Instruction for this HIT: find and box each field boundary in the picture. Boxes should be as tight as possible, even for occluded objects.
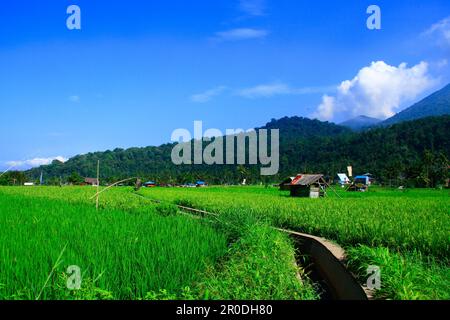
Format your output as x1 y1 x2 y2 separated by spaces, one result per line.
133 192 369 300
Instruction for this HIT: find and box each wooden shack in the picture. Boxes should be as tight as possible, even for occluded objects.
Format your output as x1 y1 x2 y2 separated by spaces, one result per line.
279 176 295 191
280 174 327 198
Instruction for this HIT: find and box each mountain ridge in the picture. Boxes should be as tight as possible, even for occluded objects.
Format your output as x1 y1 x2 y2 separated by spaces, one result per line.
340 115 382 131
22 115 450 187
381 83 450 126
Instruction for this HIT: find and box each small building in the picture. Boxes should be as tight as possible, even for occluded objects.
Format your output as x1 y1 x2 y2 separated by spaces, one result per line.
84 178 99 186
24 182 35 186
347 175 370 192
143 181 157 188
279 177 296 191
196 180 207 187
336 173 350 186
354 175 370 185
363 173 374 185
280 174 327 198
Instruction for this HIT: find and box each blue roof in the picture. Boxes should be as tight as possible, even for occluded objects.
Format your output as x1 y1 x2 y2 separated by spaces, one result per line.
144 181 156 184
196 180 205 184
355 176 369 179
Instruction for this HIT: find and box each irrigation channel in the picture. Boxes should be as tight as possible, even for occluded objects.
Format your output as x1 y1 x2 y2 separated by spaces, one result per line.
132 192 369 300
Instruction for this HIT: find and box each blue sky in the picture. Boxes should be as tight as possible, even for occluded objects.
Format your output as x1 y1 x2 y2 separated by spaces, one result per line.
1 0 449 170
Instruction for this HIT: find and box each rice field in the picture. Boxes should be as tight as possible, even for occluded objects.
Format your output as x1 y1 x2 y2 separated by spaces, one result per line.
138 186 450 257
0 186 317 300
137 185 450 300
0 185 448 300
0 193 228 300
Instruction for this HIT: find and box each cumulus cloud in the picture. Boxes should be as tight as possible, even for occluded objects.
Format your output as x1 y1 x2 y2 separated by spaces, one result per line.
7 156 68 169
239 0 266 16
423 16 450 46
190 86 227 103
214 28 268 41
312 61 438 122
237 83 335 98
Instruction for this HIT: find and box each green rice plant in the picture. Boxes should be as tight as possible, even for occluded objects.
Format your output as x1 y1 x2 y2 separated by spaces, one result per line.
0 194 228 300
138 186 450 258
346 245 450 300
136 185 450 300
195 224 319 300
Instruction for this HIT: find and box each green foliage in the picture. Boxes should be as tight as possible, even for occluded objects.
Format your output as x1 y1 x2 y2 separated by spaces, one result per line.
0 192 228 300
139 186 450 300
0 171 27 186
0 186 317 300
196 224 318 300
67 172 84 185
25 116 450 186
155 202 179 217
140 186 450 258
382 83 450 125
347 245 450 300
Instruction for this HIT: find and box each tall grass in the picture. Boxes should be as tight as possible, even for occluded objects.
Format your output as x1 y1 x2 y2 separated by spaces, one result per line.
0 186 318 300
0 194 228 300
196 224 319 300
137 186 450 300
347 245 450 300
138 186 450 258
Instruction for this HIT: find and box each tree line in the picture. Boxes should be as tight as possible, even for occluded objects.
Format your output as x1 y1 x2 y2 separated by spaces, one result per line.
2 115 447 188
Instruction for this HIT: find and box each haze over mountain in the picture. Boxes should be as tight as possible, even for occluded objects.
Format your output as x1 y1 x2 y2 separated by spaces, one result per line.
381 83 450 126
340 116 382 131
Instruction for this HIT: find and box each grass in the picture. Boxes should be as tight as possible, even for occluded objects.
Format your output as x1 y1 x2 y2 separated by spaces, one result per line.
137 185 450 300
0 193 228 300
347 245 450 300
0 186 318 300
138 186 450 257
196 224 318 300
2 185 448 300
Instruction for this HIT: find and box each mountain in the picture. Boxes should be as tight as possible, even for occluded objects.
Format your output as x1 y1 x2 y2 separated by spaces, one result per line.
381 83 450 126
340 115 382 131
21 115 450 187
261 116 351 138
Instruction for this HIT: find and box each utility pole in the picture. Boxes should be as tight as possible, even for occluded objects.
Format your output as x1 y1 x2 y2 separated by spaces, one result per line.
96 160 100 210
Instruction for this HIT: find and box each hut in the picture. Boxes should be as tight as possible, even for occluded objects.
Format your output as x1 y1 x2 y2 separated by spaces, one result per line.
281 174 327 198
279 176 295 191
196 180 207 187
143 181 157 188
84 178 99 186
347 175 369 192
336 173 350 187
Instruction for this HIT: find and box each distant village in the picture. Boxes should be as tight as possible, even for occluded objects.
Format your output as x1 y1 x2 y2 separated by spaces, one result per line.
16 166 381 199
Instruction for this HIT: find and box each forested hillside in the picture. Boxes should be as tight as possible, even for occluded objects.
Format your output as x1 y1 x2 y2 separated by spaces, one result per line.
12 116 448 187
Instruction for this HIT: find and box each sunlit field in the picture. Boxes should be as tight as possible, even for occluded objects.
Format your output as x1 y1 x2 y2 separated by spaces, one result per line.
138 186 450 300
0 186 317 300
0 186 448 300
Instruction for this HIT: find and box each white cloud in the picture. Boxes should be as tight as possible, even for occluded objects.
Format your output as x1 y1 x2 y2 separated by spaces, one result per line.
315 95 335 121
7 156 68 169
190 86 227 103
239 0 266 16
237 83 335 98
69 95 80 102
423 16 450 46
214 28 268 41
238 83 291 98
312 61 438 121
